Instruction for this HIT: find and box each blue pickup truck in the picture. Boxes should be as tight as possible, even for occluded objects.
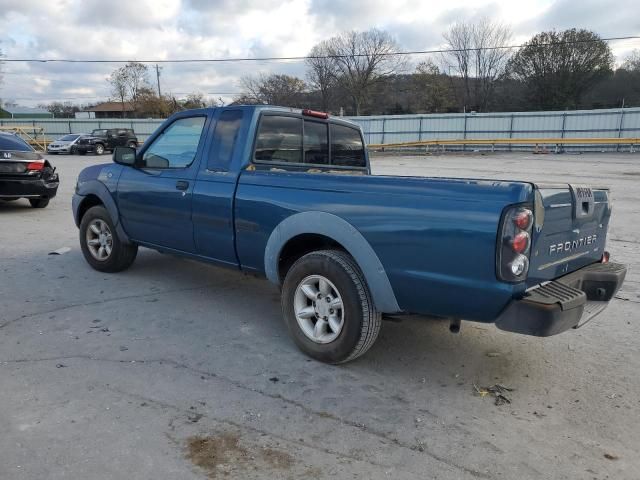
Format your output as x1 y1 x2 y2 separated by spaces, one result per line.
72 106 626 363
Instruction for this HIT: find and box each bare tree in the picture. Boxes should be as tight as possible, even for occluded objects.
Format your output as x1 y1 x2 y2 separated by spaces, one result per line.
443 19 512 111
123 62 150 103
325 29 405 115
622 49 640 72
238 74 307 107
108 68 129 113
0 44 4 93
305 40 338 112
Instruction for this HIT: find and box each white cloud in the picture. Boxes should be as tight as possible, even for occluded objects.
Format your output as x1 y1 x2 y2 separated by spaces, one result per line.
0 0 638 106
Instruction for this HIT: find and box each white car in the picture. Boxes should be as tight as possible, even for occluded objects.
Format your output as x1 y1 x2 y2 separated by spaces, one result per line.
47 134 86 155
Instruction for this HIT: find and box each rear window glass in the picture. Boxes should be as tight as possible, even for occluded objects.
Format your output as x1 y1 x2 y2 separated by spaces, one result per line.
330 124 365 167
304 120 329 165
60 134 80 141
208 110 243 170
254 116 302 164
0 134 33 152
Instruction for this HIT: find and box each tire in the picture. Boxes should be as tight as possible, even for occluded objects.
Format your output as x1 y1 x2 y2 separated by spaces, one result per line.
281 249 382 364
70 146 77 155
29 198 50 208
79 205 138 273
94 143 105 155
127 141 137 148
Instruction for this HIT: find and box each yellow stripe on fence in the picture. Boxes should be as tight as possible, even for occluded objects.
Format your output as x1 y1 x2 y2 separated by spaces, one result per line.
368 137 640 150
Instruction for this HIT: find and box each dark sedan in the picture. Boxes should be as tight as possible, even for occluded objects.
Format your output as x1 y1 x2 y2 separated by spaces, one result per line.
0 132 59 208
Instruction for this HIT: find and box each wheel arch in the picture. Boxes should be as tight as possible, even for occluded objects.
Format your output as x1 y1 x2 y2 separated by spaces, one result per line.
264 211 401 313
74 180 131 244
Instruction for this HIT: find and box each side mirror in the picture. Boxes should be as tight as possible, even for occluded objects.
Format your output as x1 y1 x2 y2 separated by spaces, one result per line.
113 146 137 166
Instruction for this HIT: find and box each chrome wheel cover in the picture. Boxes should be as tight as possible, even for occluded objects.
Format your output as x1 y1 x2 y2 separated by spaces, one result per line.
86 219 113 261
294 275 344 344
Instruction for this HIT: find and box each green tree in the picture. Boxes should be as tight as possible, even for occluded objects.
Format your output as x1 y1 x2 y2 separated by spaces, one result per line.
413 60 455 113
506 29 614 109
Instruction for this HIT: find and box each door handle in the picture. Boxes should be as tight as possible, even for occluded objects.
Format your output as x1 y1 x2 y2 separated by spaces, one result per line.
176 180 189 191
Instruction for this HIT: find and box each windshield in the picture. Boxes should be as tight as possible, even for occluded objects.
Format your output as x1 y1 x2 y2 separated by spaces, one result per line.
0 134 34 152
91 129 107 136
59 134 81 141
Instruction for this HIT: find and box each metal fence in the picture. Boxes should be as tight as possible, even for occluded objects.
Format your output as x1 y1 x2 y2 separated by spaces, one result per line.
346 106 640 152
2 106 640 152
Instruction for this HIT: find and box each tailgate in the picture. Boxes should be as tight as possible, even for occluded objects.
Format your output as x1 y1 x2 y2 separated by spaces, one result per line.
528 184 610 285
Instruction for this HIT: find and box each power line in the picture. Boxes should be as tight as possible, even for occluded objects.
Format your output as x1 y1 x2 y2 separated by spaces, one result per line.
3 35 639 64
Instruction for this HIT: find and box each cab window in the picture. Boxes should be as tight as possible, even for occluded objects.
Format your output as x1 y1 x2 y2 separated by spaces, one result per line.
208 110 243 171
304 120 329 165
254 115 302 164
142 116 206 169
330 124 365 168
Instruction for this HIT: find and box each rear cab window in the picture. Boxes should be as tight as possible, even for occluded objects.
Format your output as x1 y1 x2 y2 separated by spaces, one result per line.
253 113 365 170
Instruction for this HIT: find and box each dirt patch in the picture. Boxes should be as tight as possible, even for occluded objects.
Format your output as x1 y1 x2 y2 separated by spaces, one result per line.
186 432 295 478
261 447 294 469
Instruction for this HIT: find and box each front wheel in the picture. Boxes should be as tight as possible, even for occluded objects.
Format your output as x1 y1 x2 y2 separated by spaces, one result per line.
94 143 105 155
79 205 138 272
281 250 382 364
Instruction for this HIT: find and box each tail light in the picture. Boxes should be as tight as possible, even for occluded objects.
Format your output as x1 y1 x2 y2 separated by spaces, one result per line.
497 205 534 282
26 161 45 171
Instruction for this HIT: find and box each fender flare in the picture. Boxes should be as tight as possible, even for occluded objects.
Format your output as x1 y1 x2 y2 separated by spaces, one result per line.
75 180 131 244
264 211 401 313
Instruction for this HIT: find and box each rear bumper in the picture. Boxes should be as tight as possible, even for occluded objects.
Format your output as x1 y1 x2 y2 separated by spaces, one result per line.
0 176 59 199
495 261 626 336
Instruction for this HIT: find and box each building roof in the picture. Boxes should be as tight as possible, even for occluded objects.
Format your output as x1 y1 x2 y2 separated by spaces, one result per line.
82 102 135 112
1 106 51 115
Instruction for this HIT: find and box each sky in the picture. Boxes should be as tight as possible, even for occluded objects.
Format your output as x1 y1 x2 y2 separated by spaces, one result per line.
1 0 639 107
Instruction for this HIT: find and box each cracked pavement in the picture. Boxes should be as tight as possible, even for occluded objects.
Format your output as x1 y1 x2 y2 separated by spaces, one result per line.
1 152 638 479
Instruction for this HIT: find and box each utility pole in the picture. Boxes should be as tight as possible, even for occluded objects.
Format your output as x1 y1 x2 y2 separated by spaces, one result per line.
155 64 162 98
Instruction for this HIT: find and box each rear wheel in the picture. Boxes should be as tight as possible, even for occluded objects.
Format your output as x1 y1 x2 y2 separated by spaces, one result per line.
127 141 137 148
79 205 137 272
281 249 382 364
29 198 50 208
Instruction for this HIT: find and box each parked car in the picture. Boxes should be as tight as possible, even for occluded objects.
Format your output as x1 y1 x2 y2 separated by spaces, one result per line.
71 106 626 363
76 128 138 155
0 131 59 208
47 133 85 154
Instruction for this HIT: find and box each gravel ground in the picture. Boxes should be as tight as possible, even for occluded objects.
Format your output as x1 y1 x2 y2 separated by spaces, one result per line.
0 151 638 480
